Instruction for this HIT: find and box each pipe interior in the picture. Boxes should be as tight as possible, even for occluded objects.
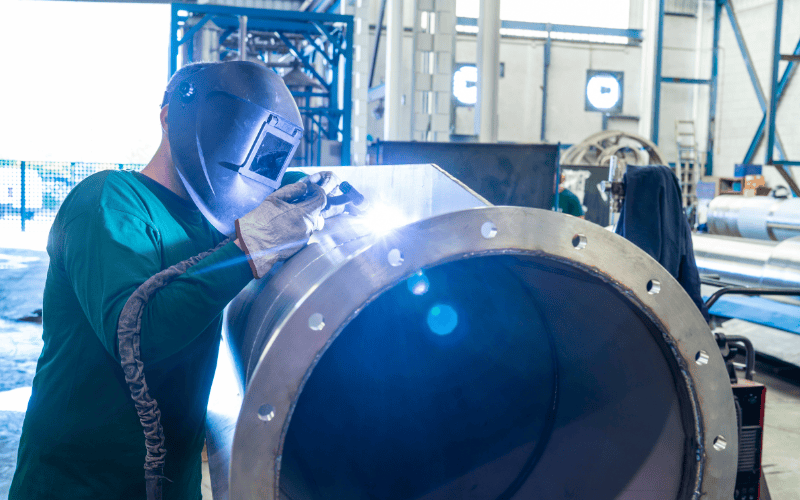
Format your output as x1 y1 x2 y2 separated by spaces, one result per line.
279 255 691 500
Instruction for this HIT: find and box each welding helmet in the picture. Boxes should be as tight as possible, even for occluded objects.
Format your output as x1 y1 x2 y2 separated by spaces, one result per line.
166 61 303 235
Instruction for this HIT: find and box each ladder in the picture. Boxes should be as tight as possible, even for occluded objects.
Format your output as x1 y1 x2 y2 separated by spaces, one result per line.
674 120 699 208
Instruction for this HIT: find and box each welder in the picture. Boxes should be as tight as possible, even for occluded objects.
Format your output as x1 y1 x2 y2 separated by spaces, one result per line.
10 61 338 499
552 172 585 218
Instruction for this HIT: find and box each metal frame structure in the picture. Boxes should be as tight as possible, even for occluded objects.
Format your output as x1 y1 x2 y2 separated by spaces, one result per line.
759 0 800 194
651 0 715 174
653 0 800 179
169 3 353 166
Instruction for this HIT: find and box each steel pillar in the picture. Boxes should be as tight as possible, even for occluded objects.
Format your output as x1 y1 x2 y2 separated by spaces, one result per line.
475 0 500 142
650 0 665 145
384 0 403 141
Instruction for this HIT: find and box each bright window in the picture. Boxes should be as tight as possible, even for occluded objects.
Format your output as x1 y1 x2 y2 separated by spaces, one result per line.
0 1 171 163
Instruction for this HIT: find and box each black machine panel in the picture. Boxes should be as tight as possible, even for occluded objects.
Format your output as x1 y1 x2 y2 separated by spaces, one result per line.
732 380 767 500
368 142 560 211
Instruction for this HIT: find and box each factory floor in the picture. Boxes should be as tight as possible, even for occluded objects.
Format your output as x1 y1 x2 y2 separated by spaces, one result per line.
1 240 799 499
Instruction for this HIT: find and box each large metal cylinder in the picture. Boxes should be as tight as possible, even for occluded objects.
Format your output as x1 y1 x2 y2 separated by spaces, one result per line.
707 195 800 241
210 165 737 500
694 233 800 289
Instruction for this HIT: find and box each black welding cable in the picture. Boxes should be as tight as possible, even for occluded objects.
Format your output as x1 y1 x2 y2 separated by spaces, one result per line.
117 238 230 500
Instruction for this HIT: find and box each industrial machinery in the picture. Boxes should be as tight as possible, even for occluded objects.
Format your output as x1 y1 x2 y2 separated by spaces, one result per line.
706 194 800 241
561 131 669 226
561 130 667 170
205 164 738 499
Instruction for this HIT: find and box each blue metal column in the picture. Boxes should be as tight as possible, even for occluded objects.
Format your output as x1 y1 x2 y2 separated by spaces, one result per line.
341 17 353 165
20 161 26 232
541 28 551 142
743 37 800 164
169 4 181 77
706 0 722 175
651 0 666 144
766 0 783 165
723 0 785 161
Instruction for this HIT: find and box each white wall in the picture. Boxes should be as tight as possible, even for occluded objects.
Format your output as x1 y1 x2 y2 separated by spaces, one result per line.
700 0 800 188
368 32 644 147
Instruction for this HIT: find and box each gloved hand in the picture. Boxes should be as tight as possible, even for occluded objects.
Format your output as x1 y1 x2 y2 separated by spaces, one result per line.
235 181 326 279
302 171 346 219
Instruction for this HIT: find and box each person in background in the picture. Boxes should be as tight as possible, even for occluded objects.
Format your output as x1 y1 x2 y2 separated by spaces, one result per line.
552 172 585 218
10 61 339 500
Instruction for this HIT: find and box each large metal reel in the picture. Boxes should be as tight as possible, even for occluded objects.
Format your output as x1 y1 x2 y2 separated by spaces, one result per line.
223 204 737 500
562 130 667 168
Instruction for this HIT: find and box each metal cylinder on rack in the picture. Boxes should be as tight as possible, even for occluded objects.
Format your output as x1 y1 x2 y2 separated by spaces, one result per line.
207 165 737 500
706 195 800 241
693 233 800 289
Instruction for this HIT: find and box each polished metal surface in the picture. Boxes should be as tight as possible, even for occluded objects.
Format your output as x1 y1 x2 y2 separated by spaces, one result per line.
707 195 800 241
209 164 737 500
693 233 800 289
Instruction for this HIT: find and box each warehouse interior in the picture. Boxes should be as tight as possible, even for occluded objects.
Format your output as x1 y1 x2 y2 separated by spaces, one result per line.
1 0 800 499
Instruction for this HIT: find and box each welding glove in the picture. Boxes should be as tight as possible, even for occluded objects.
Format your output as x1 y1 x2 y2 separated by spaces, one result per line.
235 181 326 279
302 171 347 219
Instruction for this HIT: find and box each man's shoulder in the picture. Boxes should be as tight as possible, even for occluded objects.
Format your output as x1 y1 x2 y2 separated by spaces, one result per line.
58 170 152 226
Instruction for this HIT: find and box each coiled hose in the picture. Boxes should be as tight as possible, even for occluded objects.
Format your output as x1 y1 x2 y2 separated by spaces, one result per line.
117 238 230 500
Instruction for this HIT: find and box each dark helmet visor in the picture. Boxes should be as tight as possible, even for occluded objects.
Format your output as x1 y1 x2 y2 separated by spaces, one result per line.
197 91 301 189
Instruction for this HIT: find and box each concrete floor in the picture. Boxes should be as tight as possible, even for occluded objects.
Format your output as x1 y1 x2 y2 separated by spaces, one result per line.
1 243 799 499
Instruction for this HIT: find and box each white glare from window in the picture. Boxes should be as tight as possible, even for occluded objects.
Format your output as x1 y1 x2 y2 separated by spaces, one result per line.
586 75 621 110
453 66 478 105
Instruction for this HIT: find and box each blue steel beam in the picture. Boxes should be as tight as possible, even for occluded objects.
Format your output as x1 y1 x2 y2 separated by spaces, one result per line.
340 17 353 164
766 0 783 165
723 0 787 161
651 0 665 144
456 17 643 41
276 32 331 91
170 4 181 76
661 77 711 84
172 2 351 24
743 37 800 164
723 1 766 110
707 0 722 175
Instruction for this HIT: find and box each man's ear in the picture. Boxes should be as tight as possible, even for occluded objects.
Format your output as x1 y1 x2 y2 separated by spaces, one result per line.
160 105 169 135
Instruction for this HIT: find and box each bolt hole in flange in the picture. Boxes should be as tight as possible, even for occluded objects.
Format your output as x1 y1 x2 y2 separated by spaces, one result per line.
481 222 498 239
257 403 275 422
647 279 661 295
713 435 727 451
308 313 325 331
572 234 587 250
388 249 404 267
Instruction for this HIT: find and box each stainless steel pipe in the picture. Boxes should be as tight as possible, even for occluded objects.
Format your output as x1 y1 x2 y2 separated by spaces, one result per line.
693 233 800 288
209 165 737 500
707 195 800 241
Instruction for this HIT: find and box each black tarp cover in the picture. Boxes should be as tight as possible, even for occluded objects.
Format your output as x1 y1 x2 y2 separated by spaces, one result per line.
615 165 710 321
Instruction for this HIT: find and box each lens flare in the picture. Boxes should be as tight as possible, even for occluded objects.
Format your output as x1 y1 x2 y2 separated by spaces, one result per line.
407 271 430 296
427 304 458 336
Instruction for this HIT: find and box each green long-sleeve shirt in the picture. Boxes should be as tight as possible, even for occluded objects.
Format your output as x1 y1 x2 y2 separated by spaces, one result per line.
10 170 253 499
